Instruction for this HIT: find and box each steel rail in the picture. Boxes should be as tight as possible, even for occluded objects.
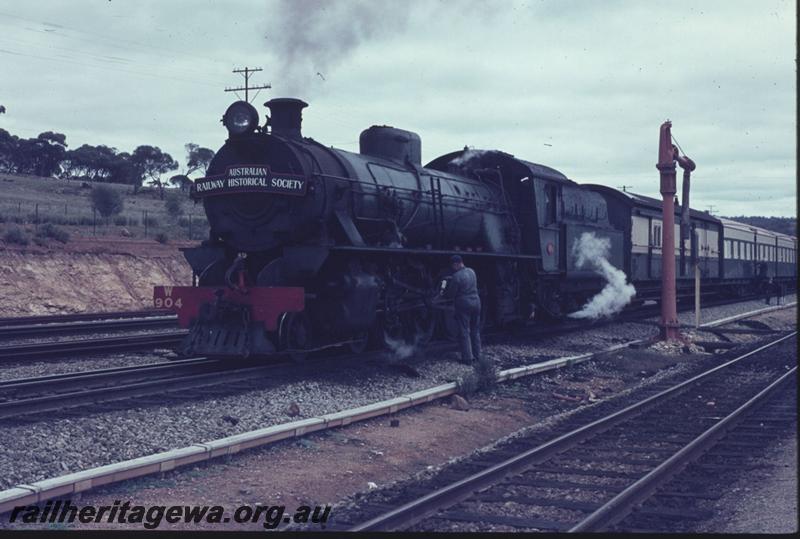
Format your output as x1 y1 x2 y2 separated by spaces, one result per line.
0 357 214 395
569 365 797 532
0 315 177 338
0 331 187 362
0 339 430 420
0 362 270 420
699 301 796 328
0 310 171 327
348 331 797 531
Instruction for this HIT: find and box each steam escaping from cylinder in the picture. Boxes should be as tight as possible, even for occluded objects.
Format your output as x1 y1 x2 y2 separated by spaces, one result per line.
382 319 432 361
383 332 420 361
568 232 636 320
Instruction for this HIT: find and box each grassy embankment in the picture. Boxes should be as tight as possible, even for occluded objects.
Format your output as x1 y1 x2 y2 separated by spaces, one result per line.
0 173 208 245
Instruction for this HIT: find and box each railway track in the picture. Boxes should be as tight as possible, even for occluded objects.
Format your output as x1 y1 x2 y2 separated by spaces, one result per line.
608 381 797 533
0 356 270 421
499 294 791 347
0 300 790 419
0 295 789 366
338 332 796 532
0 314 177 339
0 331 187 363
0 339 436 421
0 309 173 328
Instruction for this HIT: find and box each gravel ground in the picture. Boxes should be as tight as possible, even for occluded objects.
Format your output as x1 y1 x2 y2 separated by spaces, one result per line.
489 295 795 370
0 349 175 381
0 358 473 489
693 427 797 533
0 298 793 492
677 294 795 326
488 322 654 369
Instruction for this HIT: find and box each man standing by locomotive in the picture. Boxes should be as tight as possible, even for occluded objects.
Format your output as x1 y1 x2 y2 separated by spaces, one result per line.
444 255 482 363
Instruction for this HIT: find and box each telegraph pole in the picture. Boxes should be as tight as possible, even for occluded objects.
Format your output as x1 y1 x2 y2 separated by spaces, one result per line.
225 67 271 103
618 185 633 193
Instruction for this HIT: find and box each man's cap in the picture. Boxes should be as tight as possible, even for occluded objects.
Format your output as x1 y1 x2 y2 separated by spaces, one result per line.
450 254 463 264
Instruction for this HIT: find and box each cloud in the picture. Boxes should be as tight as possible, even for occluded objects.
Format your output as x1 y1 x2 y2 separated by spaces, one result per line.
0 0 794 217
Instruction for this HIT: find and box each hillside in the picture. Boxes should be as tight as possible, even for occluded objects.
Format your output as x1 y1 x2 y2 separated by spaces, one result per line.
0 238 192 316
0 172 207 244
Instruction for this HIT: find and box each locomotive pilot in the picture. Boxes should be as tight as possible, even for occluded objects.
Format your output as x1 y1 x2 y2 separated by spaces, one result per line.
443 255 482 364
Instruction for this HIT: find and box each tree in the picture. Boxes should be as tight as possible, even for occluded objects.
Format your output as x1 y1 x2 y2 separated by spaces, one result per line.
62 144 118 181
169 174 193 193
164 190 185 219
31 132 67 177
724 216 796 237
108 152 139 186
90 184 124 222
0 130 67 177
0 128 16 172
8 137 37 174
130 145 178 198
185 143 215 176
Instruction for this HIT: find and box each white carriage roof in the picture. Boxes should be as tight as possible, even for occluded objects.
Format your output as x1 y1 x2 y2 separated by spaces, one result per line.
718 217 796 243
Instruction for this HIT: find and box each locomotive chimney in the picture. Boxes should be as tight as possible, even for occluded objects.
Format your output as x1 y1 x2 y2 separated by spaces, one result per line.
265 98 308 139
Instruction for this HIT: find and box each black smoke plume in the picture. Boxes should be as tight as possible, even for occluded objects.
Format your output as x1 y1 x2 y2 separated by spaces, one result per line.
266 0 414 95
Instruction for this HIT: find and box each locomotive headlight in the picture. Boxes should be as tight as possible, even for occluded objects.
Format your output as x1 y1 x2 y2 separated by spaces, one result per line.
222 101 259 136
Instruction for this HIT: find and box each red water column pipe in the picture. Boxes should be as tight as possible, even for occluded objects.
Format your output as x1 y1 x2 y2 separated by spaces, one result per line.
657 121 680 340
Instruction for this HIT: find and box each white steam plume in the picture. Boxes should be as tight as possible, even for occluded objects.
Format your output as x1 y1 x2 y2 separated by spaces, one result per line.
449 149 487 167
383 331 425 361
568 232 636 320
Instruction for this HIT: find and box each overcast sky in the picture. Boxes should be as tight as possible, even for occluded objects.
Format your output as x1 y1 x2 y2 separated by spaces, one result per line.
0 0 795 217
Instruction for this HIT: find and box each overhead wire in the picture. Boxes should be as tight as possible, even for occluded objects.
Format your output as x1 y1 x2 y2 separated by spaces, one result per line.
0 14 238 87
0 11 234 69
0 44 223 88
0 34 231 87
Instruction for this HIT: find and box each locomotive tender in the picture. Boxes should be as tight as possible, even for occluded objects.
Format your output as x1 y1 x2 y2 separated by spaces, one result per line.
154 98 796 358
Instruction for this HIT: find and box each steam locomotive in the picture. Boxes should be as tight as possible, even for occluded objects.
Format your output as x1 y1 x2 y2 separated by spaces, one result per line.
154 98 796 358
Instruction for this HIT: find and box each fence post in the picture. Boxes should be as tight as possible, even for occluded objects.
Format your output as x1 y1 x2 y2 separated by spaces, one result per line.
188 214 192 240
34 203 38 233
93 208 96 236
694 263 701 328
144 210 148 238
